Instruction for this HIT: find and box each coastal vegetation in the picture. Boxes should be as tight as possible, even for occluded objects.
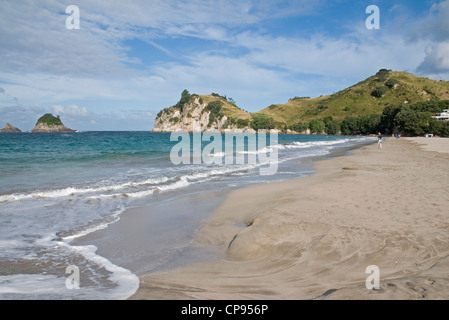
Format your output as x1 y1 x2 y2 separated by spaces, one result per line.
36 113 63 126
250 113 275 130
205 100 224 127
283 100 449 137
153 70 449 136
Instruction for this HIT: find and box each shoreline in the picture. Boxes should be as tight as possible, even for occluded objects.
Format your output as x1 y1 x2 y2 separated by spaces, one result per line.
130 137 449 300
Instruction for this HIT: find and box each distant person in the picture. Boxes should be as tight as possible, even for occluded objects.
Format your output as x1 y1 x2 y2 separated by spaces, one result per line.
377 133 383 149
396 133 400 139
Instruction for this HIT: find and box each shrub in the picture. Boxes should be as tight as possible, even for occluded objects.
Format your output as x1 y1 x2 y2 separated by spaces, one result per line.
206 100 224 127
371 85 388 98
394 106 431 136
251 114 275 130
340 117 360 135
376 69 391 81
308 119 325 134
385 78 398 88
236 118 249 128
211 93 226 100
324 118 341 135
289 122 308 132
176 89 191 112
380 104 401 134
357 115 381 135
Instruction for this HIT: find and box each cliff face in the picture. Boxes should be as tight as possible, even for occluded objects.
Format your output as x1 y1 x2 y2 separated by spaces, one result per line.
31 114 76 133
153 94 254 133
31 123 76 132
0 123 22 132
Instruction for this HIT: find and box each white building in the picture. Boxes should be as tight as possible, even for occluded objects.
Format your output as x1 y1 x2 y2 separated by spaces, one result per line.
432 109 449 121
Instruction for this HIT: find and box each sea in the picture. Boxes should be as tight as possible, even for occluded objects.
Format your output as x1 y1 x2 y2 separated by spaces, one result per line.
0 131 375 299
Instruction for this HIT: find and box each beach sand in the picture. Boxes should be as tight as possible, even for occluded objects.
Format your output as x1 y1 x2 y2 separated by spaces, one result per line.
130 137 449 300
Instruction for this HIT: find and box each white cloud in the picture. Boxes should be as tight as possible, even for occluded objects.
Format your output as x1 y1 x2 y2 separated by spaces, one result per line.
407 0 449 76
0 7 142 79
417 41 449 74
1 0 448 130
50 105 88 117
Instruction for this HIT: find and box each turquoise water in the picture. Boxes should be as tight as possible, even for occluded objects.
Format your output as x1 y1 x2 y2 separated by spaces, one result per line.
0 131 375 299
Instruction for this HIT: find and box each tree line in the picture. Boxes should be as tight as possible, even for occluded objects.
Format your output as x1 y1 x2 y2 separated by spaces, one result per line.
284 99 449 137
160 90 449 137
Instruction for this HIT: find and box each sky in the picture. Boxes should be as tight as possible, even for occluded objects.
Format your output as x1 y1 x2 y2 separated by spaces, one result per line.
1 0 449 131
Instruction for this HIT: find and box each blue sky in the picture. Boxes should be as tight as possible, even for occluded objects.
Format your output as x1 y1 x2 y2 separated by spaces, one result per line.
1 0 449 131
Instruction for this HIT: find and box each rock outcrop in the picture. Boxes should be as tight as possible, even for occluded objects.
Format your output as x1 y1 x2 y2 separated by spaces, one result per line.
153 92 254 133
31 114 76 133
0 123 22 132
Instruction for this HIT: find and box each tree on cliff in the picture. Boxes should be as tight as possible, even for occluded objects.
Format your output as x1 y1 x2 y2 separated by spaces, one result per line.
176 89 191 112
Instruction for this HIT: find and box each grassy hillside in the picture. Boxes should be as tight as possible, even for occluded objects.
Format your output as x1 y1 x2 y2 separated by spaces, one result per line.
257 70 449 127
198 93 252 121
154 71 449 135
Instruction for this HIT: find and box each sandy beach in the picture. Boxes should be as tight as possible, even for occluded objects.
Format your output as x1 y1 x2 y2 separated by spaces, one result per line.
130 137 449 300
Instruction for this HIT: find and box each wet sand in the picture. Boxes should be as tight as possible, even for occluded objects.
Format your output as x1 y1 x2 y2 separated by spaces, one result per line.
130 137 449 300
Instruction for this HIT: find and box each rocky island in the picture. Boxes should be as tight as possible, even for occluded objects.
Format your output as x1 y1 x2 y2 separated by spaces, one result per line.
0 123 22 132
31 114 76 133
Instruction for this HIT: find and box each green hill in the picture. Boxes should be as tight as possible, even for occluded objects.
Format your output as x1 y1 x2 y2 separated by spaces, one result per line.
257 70 449 127
198 93 252 122
153 70 449 136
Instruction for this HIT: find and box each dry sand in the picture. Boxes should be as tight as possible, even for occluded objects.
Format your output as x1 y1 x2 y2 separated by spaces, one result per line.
130 137 449 300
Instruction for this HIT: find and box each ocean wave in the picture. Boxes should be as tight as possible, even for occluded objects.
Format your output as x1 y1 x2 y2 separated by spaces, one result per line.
0 177 171 203
285 138 350 149
237 144 284 155
0 136 372 204
86 166 257 200
61 215 122 242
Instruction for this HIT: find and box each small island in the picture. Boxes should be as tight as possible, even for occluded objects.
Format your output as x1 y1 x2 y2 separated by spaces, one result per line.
0 123 22 132
31 114 76 133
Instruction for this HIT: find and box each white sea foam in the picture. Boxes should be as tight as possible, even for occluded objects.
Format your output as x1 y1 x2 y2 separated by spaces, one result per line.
285 138 351 149
0 274 67 296
58 242 140 300
0 177 171 203
209 151 225 157
61 215 121 242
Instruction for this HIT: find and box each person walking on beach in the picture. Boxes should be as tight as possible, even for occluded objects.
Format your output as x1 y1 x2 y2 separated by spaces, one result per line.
377 133 383 149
